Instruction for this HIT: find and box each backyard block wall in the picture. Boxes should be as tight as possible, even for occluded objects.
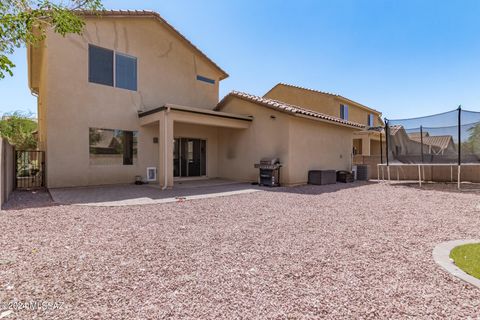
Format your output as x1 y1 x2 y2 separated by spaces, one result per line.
0 138 14 208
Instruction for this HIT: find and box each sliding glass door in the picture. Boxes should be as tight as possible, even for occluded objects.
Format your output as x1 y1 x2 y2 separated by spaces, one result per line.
173 138 206 177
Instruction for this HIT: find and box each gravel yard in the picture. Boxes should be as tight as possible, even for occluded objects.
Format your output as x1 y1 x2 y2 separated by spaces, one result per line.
1 182 480 319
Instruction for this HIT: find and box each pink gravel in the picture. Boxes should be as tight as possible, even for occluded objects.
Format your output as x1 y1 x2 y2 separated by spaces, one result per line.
1 182 480 319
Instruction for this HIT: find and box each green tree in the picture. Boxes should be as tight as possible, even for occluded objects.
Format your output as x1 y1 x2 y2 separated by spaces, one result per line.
0 0 103 79
464 123 480 155
0 111 38 149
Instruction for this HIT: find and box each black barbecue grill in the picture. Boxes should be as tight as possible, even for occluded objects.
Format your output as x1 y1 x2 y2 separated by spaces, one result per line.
254 157 281 187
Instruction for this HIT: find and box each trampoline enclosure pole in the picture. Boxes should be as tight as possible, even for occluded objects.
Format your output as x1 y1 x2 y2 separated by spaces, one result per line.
458 106 461 189
380 131 383 164
420 125 424 163
458 106 461 166
385 119 389 167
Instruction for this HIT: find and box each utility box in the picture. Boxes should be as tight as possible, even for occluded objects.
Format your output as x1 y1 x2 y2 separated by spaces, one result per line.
336 170 354 183
356 165 369 181
308 170 336 185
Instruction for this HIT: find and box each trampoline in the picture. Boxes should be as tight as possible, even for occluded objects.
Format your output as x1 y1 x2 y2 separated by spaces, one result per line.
379 107 480 189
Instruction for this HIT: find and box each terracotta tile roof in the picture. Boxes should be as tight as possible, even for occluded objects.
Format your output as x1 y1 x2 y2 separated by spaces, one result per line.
266 83 382 115
409 135 454 150
407 132 429 139
388 125 404 135
78 10 228 80
217 91 365 129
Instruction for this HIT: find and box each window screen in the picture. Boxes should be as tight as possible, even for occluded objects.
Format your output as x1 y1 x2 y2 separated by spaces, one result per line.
88 45 114 86
115 53 137 91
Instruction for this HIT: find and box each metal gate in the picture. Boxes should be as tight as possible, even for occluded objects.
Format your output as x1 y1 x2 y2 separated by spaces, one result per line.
15 150 45 189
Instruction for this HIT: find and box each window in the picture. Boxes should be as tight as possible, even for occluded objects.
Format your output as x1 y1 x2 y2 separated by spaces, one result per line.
116 53 137 91
368 114 375 126
340 104 349 120
196 75 215 84
89 128 138 165
89 45 114 86
88 44 137 91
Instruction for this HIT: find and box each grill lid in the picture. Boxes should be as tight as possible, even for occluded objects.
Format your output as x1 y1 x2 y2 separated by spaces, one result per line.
255 157 281 169
259 157 280 165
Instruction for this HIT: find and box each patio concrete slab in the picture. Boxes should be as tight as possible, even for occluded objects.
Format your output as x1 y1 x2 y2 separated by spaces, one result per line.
49 180 262 206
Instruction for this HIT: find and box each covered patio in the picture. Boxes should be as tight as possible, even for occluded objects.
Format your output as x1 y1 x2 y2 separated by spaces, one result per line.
138 104 252 188
49 179 261 206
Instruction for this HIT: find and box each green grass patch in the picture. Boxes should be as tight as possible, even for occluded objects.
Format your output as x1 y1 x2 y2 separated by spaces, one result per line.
450 243 480 279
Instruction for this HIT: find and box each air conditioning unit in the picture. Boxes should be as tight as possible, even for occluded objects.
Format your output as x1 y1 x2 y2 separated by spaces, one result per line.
146 167 157 182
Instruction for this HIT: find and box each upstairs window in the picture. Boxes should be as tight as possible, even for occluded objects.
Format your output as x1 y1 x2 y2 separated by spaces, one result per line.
88 44 137 91
89 45 114 86
368 113 375 126
340 104 349 120
196 75 215 84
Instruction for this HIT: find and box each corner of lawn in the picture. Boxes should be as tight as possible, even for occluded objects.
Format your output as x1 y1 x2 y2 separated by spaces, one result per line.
450 243 480 279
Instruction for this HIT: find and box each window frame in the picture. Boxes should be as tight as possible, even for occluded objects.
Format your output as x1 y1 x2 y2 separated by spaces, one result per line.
115 52 138 91
368 113 375 126
89 127 138 166
88 44 138 91
196 75 215 85
88 44 114 87
340 104 349 120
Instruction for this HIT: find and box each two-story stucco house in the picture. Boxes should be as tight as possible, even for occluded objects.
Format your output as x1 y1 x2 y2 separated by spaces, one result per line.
27 10 367 188
264 83 385 157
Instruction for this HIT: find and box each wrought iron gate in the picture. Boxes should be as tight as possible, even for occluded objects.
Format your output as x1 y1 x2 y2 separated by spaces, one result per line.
15 150 45 189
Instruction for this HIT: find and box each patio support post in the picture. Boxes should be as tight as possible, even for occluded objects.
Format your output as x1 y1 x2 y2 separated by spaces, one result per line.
158 111 174 189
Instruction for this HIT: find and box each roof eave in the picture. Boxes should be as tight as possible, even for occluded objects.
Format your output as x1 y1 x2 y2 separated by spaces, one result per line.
78 10 229 80
217 92 365 130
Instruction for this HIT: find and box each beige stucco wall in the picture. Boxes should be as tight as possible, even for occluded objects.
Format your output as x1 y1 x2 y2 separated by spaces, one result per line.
288 116 354 185
37 16 224 187
217 99 292 184
264 85 382 127
217 98 357 185
0 138 14 208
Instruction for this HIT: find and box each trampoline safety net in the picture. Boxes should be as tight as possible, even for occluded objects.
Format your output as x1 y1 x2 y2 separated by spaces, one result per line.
386 108 480 164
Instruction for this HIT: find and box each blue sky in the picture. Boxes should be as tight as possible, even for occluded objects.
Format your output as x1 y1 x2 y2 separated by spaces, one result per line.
2 0 480 119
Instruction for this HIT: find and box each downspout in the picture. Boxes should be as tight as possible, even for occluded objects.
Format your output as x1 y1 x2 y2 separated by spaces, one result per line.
162 106 171 190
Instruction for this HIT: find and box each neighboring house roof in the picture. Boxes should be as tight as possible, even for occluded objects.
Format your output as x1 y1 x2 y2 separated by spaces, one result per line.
408 132 429 139
409 135 454 151
388 125 404 135
91 129 117 148
78 10 228 80
265 83 382 116
216 91 365 129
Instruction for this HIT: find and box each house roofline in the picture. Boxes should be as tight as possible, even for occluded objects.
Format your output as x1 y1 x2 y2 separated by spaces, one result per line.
217 91 366 130
78 10 229 80
265 83 382 116
138 104 253 122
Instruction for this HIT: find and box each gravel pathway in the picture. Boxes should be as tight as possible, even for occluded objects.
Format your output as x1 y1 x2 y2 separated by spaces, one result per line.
1 183 480 319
